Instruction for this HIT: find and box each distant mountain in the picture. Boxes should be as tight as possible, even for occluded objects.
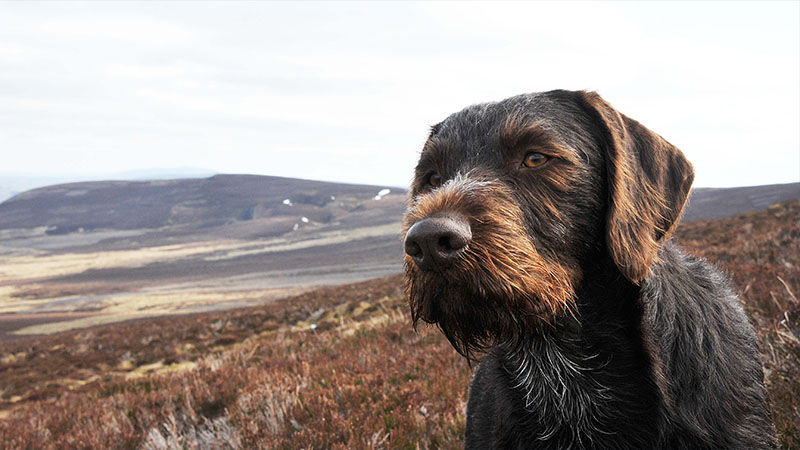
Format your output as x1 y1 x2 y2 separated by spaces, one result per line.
0 174 404 240
0 174 407 329
684 182 800 222
0 175 80 205
0 168 217 203
0 175 402 234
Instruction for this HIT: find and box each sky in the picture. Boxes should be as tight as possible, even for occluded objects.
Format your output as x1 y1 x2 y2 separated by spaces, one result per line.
1 1 798 189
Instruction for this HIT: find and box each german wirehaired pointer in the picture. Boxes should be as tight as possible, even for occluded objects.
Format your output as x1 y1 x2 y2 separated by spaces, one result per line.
402 90 777 449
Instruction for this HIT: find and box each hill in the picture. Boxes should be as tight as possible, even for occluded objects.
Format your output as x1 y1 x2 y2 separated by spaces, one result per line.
0 175 406 339
0 200 797 449
0 169 216 204
684 182 800 222
0 174 404 243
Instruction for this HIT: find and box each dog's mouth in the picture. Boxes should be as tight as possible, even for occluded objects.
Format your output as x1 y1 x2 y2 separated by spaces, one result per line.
402 234 576 358
402 246 567 315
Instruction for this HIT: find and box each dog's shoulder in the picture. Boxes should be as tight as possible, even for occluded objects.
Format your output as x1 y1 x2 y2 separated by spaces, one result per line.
642 240 755 351
640 241 777 449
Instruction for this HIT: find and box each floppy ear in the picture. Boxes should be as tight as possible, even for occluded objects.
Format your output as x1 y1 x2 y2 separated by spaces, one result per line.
578 91 694 283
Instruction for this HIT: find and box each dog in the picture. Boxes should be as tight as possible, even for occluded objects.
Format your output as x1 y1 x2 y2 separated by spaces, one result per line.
402 90 777 449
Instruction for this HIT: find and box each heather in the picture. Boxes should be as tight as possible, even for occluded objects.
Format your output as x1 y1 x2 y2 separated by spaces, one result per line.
1 201 798 449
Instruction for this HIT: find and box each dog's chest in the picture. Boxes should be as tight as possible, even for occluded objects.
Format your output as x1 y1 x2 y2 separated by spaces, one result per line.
466 336 661 450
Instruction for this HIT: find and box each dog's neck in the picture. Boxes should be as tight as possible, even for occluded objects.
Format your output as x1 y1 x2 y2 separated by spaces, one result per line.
499 258 657 445
501 319 612 411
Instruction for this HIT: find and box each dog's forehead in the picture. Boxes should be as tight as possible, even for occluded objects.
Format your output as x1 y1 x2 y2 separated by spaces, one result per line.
437 94 547 138
429 91 593 165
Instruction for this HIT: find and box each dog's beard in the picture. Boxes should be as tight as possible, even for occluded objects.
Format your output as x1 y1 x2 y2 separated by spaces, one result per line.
404 263 511 359
403 236 576 360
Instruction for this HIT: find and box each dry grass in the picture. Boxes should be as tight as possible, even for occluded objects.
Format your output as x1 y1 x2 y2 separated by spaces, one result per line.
0 241 240 282
9 288 306 336
0 222 401 285
0 221 402 334
0 201 797 449
0 276 470 449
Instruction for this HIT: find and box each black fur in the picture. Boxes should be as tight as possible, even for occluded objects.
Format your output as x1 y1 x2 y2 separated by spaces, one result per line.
403 90 777 449
464 243 775 449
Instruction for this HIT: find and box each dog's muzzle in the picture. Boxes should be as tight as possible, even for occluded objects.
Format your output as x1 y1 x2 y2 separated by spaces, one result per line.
404 215 471 271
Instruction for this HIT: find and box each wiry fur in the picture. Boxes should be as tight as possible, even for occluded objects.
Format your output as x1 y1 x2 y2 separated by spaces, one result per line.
403 90 777 449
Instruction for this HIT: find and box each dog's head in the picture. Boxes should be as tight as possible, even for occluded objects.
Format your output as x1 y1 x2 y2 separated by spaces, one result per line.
403 90 694 358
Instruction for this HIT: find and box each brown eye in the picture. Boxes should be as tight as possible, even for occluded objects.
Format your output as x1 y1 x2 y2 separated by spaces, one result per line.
428 173 442 188
523 152 549 168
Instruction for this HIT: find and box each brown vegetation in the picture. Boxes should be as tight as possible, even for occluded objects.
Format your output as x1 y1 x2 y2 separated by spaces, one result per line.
0 201 797 449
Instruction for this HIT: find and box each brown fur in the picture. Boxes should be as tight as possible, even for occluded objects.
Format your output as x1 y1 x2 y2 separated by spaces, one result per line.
578 92 694 283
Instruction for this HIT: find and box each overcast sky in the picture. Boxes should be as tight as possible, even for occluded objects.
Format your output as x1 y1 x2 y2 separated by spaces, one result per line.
1 1 798 188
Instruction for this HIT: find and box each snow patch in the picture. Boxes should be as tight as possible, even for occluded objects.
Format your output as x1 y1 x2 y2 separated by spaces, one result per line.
373 188 392 201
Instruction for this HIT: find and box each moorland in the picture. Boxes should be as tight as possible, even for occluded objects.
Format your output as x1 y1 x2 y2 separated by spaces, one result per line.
0 175 406 340
0 191 797 448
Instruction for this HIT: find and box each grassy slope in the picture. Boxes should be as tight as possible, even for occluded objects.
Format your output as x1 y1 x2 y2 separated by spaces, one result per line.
0 201 798 449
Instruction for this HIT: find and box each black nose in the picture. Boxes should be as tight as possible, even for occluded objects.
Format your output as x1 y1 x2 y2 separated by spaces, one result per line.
404 216 471 271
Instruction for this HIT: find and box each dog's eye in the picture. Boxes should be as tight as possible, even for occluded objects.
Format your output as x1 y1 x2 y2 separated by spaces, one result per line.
523 152 549 168
427 173 442 188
